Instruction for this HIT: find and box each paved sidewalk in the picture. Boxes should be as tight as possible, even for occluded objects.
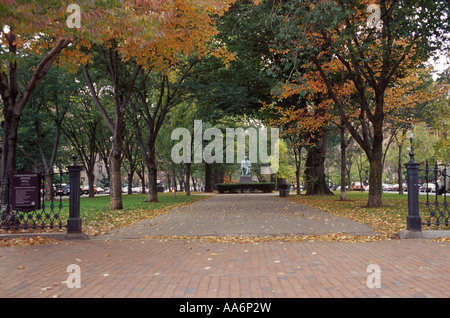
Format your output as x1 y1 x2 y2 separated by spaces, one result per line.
100 193 377 239
0 239 449 298
0 194 449 299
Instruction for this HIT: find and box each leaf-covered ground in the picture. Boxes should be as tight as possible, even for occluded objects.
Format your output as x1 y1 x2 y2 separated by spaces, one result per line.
287 191 450 242
1 191 449 246
0 193 209 247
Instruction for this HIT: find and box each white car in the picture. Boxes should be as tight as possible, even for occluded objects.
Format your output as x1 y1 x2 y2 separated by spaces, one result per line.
420 183 436 193
132 187 142 194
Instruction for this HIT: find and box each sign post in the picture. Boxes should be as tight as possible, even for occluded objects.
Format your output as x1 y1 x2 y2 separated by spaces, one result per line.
11 172 41 213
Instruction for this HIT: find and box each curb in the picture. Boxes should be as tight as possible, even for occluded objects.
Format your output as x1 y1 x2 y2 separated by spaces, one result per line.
0 232 89 240
398 230 450 239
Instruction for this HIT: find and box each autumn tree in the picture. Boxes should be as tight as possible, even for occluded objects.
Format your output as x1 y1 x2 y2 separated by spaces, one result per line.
82 43 142 209
1 1 72 206
126 0 234 202
270 0 449 207
0 0 133 214
78 1 174 209
383 65 447 193
262 45 351 195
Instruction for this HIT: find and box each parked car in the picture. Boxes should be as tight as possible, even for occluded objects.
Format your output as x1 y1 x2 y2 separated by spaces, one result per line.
132 187 142 194
420 183 436 193
55 185 64 196
82 185 98 195
60 185 83 196
61 185 71 196
351 182 365 191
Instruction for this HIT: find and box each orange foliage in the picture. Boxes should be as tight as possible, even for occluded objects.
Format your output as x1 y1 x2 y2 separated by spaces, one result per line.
1 0 235 72
384 65 448 127
264 55 354 147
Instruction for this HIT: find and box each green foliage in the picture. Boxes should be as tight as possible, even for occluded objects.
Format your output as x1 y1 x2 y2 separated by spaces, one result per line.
186 0 278 122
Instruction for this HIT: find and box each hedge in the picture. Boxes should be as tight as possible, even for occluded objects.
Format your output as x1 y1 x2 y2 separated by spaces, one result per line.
214 182 275 193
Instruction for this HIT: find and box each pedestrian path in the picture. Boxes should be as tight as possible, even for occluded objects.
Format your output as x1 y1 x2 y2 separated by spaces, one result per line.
0 193 449 299
98 193 377 240
0 238 449 298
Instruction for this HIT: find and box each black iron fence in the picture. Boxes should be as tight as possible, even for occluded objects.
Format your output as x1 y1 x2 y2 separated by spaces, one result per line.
420 161 449 227
0 156 82 234
405 153 449 231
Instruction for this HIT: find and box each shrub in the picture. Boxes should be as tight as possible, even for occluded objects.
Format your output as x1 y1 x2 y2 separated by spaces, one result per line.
214 182 275 193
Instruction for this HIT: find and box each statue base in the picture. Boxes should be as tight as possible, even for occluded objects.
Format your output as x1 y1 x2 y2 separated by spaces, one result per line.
239 175 252 183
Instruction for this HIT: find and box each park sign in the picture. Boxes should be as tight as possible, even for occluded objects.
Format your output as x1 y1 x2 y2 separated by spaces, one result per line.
11 172 41 213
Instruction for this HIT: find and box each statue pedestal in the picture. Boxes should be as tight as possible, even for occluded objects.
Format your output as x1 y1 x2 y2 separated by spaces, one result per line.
239 175 252 183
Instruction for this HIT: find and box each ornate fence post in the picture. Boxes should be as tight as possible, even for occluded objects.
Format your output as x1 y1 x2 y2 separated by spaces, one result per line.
405 132 421 231
67 155 82 234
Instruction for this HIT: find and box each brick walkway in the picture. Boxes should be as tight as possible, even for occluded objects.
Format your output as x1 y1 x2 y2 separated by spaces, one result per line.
0 239 449 299
0 194 449 299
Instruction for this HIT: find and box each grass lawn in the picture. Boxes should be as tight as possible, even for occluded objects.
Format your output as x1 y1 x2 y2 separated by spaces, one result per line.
288 191 449 241
2 192 211 238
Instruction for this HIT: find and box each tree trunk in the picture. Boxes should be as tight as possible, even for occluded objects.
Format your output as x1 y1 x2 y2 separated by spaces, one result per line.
204 163 213 192
140 175 146 194
109 148 123 210
295 169 301 195
127 172 133 195
398 142 404 195
293 145 302 195
305 130 333 195
368 159 383 207
213 164 225 185
185 162 191 196
147 146 158 202
44 170 54 202
177 176 184 192
0 116 18 224
366 134 383 207
0 113 19 205
340 123 346 200
88 170 95 198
